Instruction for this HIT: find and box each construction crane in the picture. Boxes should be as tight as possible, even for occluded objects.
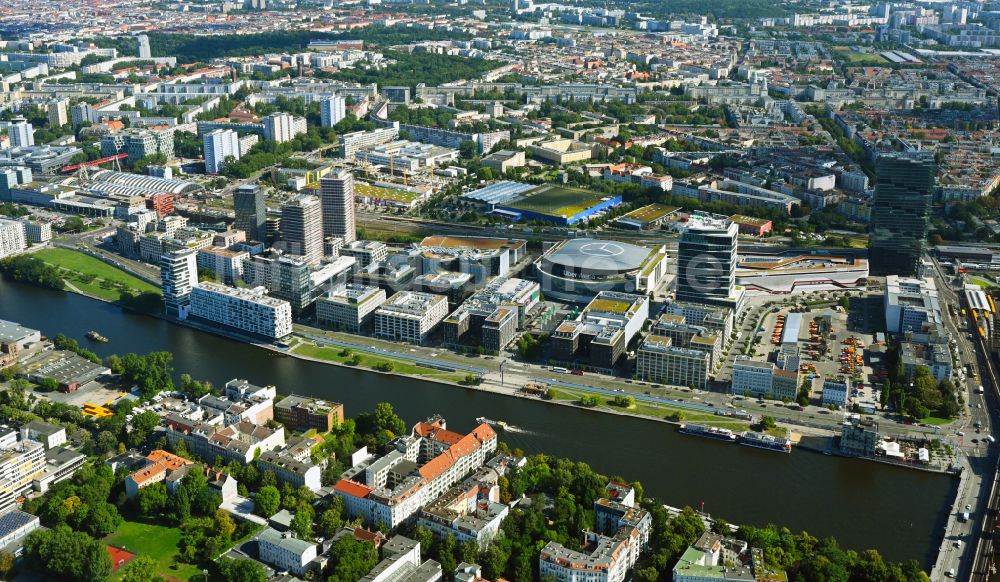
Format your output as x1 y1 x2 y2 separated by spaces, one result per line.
60 153 128 174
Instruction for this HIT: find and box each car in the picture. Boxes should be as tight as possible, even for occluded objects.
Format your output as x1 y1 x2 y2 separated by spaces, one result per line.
954 540 962 549
966 504 972 511
946 568 955 578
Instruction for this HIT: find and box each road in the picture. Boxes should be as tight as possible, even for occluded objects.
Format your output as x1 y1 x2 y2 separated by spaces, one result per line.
929 256 999 581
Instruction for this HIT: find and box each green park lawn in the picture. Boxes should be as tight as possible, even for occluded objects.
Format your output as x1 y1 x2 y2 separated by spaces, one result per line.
547 387 750 431
34 248 160 302
920 416 953 426
105 520 202 581
291 341 467 383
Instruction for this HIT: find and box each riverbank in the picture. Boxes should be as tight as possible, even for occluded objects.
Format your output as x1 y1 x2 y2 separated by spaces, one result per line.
0 275 955 565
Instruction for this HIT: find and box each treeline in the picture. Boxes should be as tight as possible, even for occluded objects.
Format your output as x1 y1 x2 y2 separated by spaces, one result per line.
401 452 929 581
885 354 961 420
0 256 64 290
330 51 497 91
146 27 472 62
634 0 790 20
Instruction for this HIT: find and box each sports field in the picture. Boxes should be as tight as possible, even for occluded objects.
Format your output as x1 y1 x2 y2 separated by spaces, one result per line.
508 184 610 218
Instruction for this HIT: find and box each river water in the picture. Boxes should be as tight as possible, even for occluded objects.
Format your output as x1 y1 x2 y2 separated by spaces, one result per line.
0 277 953 566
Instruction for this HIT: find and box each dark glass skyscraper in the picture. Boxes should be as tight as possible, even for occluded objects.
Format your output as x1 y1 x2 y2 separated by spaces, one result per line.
869 153 935 277
233 184 266 243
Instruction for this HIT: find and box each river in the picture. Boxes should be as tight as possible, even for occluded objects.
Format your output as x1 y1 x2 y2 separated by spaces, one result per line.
0 277 953 566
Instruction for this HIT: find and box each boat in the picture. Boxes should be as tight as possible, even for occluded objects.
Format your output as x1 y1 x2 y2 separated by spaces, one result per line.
678 424 737 442
85 331 108 343
476 417 507 431
739 430 792 453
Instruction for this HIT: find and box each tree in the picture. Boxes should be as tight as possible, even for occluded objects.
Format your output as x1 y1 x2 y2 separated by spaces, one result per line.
254 485 281 517
0 552 13 580
23 525 113 582
318 505 344 539
327 537 379 582
217 558 267 582
137 482 168 516
438 534 457 573
290 503 314 540
119 556 164 582
759 416 777 431
128 411 161 447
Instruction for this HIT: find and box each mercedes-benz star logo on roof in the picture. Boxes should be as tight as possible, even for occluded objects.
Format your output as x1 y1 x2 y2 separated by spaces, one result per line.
579 242 625 257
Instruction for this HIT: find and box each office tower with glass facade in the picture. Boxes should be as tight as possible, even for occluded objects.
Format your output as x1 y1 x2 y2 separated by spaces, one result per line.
234 184 266 243
869 153 935 277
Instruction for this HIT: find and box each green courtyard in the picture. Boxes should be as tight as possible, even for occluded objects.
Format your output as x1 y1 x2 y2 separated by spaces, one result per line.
104 520 202 581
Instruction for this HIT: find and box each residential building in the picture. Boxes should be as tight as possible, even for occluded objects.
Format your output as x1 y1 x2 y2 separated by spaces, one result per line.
262 113 307 143
7 119 34 148
869 153 935 277
124 450 194 498
340 240 389 269
375 291 450 343
136 34 151 59
234 184 267 242
361 535 443 582
280 194 324 265
418 480 509 549
334 417 497 528
257 450 323 492
197 246 249 285
101 128 174 161
258 527 318 577
203 129 240 174
316 284 387 333
320 170 356 243
189 282 292 339
673 534 784 582
339 127 399 159
198 389 274 426
274 394 345 432
161 248 198 319
320 96 346 127
0 439 46 512
243 250 354 314
46 99 69 128
21 421 66 449
165 414 286 464
0 219 27 259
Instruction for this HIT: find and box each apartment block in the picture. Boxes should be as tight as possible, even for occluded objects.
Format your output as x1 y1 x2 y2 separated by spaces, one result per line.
165 414 285 464
0 219 27 260
257 450 322 492
0 439 46 513
731 357 800 401
189 282 292 339
274 394 345 433
334 417 497 528
196 246 248 285
124 450 193 498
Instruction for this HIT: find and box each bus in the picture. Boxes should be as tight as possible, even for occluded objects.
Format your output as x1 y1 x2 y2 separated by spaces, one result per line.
551 367 568 374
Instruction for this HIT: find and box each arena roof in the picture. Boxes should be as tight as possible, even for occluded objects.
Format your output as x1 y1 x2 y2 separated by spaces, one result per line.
544 238 651 271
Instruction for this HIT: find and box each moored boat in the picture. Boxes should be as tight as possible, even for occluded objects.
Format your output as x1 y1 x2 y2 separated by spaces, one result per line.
678 424 737 442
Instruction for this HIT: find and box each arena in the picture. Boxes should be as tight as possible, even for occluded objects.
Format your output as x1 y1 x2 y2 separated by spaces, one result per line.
535 238 669 303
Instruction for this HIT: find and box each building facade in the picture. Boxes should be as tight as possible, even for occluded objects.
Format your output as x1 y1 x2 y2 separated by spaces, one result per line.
869 153 935 277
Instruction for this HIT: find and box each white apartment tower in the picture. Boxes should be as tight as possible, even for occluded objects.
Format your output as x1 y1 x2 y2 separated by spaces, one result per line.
203 129 240 174
46 99 69 127
136 34 152 59
8 118 34 148
263 113 307 143
161 248 199 319
319 170 356 244
320 96 346 128
280 195 324 266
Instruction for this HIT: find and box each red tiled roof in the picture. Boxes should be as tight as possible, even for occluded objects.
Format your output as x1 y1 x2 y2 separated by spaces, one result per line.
335 479 373 498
